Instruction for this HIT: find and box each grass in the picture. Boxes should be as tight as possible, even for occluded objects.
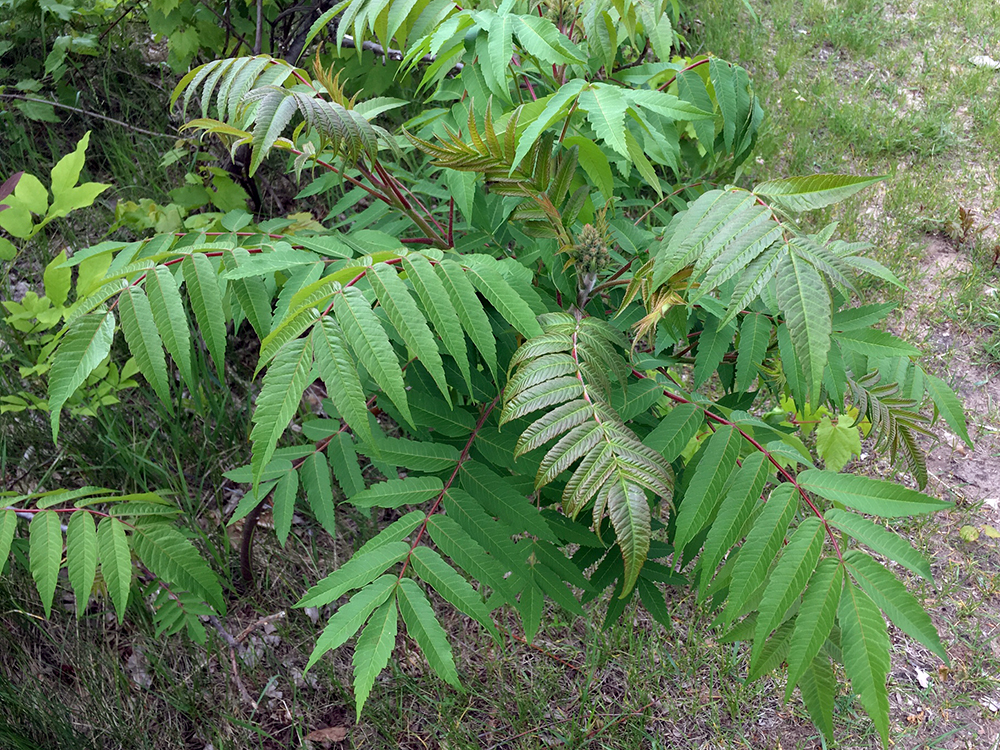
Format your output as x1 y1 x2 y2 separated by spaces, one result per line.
3 0 1000 748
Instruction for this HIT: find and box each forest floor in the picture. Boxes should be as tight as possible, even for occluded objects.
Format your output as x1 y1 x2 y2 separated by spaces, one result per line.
2 0 1000 749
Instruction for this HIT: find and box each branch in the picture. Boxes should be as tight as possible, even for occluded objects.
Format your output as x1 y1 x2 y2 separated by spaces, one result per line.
0 94 182 139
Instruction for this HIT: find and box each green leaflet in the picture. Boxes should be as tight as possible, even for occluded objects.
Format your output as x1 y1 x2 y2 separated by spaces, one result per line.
776 251 831 402
785 558 843 701
921 369 973 448
145 265 194 390
335 285 413 426
845 550 946 661
799 654 837 740
307 575 397 671
459 461 556 542
297 541 409 609
723 482 797 623
692 316 736 388
606 480 650 596
272 468 298 546
462 259 543 339
578 83 629 157
643 402 703 462
131 522 226 613
400 253 472 391
435 258 498 378
360 436 459 473
839 580 890 747
29 510 62 618
48 309 115 442
410 543 498 636
300 451 337 537
66 511 98 618
118 286 172 409
751 517 825 669
442 488 524 574
519 574 544 643
397 577 460 687
249 337 313 488
798 470 952 517
352 594 399 719
182 253 228 377
512 79 586 169
222 248 273 338
424 515 513 609
0 510 16 566
368 262 450 401
97 517 132 622
754 174 884 213
673 426 741 553
355 510 425 557
348 476 444 509
328 432 367 499
735 313 771 392
833 328 920 359
312 318 373 445
698 452 770 598
825 509 932 581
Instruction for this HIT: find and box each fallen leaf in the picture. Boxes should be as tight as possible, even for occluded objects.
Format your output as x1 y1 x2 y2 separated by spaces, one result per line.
915 668 930 688
970 55 1000 70
304 726 348 743
982 525 1000 539
959 525 980 543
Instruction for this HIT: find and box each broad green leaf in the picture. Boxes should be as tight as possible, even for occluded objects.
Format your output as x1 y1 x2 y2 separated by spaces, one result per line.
839 581 890 746
754 174 883 213
360 436 459 473
724 483 797 622
369 262 449 400
815 415 861 472
181 253 227 376
698 452 770 596
519 575 544 643
249 337 313 487
786 558 844 700
312 317 373 445
922 370 972 448
752 517 825 668
97 517 132 622
131 523 225 612
397 577 460 687
710 58 737 150
799 654 837 740
222 248 273 338
297 541 410 608
735 313 771 391
349 477 443 509
300 451 337 537
513 15 584 64
826 509 932 581
48 309 115 442
66 511 98 617
118 286 172 409
442 488 524 573
776 252 830 402
335 286 412 426
307 575 397 671
798 470 952 517
579 83 629 157
43 250 71 307
401 254 471 391
146 265 194 389
486 13 514 97
328 432 366 498
435 259 498 378
845 550 946 661
29 511 63 618
643 402 703 462
50 131 90 199
355 510 425 557
352 594 399 718
606 480 650 596
673 426 741 553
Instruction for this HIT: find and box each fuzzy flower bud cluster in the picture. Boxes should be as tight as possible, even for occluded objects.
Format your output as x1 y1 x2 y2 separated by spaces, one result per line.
573 223 611 275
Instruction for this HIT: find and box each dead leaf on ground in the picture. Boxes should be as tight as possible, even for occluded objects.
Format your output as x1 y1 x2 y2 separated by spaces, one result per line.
303 726 348 744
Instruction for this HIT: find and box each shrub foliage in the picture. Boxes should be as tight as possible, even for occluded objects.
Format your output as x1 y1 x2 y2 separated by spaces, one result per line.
0 0 972 743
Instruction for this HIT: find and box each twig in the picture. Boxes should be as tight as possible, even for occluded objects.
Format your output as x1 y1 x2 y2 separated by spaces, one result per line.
0 94 182 139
